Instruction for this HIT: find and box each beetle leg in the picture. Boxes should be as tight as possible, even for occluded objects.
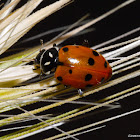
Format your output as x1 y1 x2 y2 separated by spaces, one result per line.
78 89 84 95
82 39 89 47
39 71 44 80
64 85 68 88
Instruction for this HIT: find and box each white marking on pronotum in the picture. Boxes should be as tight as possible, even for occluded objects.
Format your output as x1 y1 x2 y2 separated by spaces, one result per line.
44 61 50 65
49 52 53 58
55 47 59 51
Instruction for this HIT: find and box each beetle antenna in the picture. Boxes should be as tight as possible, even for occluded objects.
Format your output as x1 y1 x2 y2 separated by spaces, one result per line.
40 39 44 52
82 39 89 47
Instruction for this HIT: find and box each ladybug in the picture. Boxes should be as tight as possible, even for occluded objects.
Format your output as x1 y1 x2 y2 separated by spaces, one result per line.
34 42 112 94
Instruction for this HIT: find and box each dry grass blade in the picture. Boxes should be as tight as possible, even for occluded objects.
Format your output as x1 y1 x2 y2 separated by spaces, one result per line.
51 107 140 140
94 27 140 49
0 0 20 20
0 0 72 55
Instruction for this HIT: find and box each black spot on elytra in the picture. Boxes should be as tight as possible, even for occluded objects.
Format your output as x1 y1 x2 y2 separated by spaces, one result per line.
62 47 69 52
85 74 92 81
57 76 63 81
101 77 105 83
88 58 94 65
69 69 72 74
92 50 99 56
76 46 79 48
104 61 107 68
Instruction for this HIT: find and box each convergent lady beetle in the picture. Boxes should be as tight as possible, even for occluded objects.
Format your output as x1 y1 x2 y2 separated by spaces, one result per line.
34 42 112 94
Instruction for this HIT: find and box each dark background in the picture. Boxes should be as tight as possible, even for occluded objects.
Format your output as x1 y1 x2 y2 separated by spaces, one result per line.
13 0 140 48
1 0 140 140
